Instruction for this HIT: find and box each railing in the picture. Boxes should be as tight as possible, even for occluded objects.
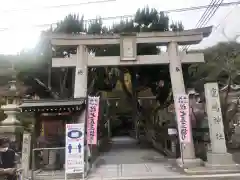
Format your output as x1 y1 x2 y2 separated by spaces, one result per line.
31 147 66 179
152 129 178 157
149 127 210 159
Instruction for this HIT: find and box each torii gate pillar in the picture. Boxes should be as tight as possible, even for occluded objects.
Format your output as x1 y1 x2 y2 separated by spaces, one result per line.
168 41 201 167
74 45 88 125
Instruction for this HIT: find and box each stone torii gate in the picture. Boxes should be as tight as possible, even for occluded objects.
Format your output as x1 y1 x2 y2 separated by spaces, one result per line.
47 26 212 167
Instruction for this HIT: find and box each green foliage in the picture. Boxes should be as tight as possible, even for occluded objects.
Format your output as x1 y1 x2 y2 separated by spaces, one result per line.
189 42 240 141
189 42 240 91
55 14 85 33
170 22 184 32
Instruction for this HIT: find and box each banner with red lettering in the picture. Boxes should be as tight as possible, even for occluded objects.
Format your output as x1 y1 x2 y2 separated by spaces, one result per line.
87 96 100 145
175 94 191 143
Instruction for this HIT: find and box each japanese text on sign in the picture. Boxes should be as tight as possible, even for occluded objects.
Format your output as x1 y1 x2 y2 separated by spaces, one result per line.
209 86 225 141
175 94 191 143
216 132 224 140
87 96 100 145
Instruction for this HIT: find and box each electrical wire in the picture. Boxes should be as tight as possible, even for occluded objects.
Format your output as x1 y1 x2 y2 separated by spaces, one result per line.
0 1 239 32
182 0 217 51
195 0 217 28
0 0 117 13
200 0 224 27
182 0 219 50
207 4 240 63
183 0 224 51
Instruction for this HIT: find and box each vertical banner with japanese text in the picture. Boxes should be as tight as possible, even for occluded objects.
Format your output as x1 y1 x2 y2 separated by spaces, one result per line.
87 96 100 145
175 94 191 143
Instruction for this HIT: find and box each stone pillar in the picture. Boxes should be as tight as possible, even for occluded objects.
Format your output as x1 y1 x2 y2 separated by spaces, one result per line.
204 83 235 166
168 41 201 167
74 45 88 175
21 133 31 178
74 45 88 100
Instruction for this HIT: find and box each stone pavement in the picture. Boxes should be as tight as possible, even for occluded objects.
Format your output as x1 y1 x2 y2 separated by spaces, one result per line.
87 136 180 179
87 136 240 180
33 136 240 180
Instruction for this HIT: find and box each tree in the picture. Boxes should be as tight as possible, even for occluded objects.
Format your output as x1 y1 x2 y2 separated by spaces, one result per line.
188 41 240 141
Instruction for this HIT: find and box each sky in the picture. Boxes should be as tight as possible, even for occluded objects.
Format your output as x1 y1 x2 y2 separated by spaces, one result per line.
0 0 239 54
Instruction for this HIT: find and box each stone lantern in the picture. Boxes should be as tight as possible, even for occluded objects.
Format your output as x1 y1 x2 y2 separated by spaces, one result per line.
0 68 26 150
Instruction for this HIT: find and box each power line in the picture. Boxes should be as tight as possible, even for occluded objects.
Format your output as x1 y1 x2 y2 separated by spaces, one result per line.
165 1 240 13
182 0 219 50
207 5 239 62
0 0 117 13
201 0 224 27
0 1 239 32
184 0 224 51
195 0 216 28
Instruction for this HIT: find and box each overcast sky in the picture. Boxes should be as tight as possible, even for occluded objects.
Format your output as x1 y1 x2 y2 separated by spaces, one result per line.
0 0 239 54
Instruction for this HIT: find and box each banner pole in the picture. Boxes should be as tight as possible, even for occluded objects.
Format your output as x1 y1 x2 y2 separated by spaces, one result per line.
85 96 89 178
180 142 184 168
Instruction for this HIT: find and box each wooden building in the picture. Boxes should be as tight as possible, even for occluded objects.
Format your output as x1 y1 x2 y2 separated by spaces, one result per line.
19 98 86 170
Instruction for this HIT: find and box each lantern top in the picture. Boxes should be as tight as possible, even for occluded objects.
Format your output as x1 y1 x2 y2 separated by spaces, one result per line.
0 81 28 97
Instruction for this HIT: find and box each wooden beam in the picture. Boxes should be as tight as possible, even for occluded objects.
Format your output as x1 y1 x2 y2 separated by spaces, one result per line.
51 53 204 68
49 26 212 46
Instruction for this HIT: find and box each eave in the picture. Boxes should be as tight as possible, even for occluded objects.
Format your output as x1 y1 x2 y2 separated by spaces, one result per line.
19 98 86 113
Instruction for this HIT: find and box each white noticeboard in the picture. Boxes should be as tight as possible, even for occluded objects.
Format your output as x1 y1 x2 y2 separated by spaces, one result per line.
65 123 85 176
168 128 177 135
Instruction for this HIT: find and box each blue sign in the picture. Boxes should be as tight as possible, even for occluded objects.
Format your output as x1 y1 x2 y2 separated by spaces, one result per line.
67 130 83 139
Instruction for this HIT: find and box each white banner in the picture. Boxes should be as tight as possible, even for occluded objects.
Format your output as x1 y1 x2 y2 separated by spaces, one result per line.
65 123 85 174
175 94 191 143
87 96 100 145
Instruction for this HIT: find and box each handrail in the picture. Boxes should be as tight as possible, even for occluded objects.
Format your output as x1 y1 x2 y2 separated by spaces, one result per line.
32 147 65 151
